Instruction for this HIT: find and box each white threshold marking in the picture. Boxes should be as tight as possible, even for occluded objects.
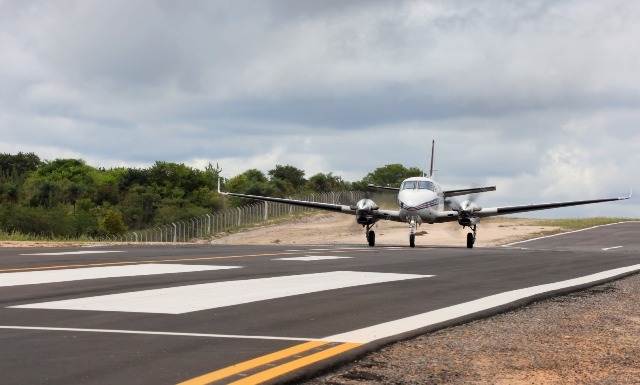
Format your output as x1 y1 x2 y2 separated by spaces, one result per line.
20 250 125 256
0 264 240 287
324 264 640 343
0 326 315 342
273 256 352 261
602 246 623 251
11 271 431 314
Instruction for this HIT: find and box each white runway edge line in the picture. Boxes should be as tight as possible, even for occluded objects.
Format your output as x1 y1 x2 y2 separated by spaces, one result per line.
11 271 431 314
20 250 125 256
273 256 353 261
324 264 640 344
503 221 640 247
0 264 241 287
0 326 316 342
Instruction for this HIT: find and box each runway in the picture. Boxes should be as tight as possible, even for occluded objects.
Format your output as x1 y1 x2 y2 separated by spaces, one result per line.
1 222 639 384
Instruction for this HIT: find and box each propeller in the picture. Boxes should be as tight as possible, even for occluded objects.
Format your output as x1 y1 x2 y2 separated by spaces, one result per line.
446 184 492 227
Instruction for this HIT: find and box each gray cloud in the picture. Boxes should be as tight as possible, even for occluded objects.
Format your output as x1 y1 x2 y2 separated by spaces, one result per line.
0 0 638 217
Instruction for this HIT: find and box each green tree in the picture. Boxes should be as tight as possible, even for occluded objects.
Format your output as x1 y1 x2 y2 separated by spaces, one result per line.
363 164 424 187
24 158 97 209
99 209 127 235
225 169 275 206
307 172 348 193
268 165 306 192
0 152 42 174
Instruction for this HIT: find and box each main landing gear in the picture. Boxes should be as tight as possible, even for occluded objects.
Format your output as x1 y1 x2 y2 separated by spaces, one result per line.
466 225 477 249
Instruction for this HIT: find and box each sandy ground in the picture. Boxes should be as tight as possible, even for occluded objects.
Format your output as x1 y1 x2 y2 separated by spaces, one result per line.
0 213 560 248
209 212 561 247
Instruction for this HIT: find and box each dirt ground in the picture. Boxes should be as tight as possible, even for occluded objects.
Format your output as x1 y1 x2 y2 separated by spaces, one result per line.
209 212 561 247
0 213 559 248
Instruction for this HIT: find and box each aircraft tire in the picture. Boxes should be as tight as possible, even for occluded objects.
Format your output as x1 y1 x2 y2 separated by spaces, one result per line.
409 233 415 248
467 232 474 249
368 231 376 247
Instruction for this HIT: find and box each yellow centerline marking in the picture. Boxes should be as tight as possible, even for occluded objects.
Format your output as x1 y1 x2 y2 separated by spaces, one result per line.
0 248 398 273
176 341 362 385
176 341 329 385
228 342 362 385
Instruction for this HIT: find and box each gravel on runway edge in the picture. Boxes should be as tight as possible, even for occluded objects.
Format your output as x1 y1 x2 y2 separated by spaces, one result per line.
303 272 640 385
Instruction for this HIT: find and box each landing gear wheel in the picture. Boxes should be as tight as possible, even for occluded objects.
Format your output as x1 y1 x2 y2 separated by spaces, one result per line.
368 230 376 247
409 233 415 248
467 232 475 249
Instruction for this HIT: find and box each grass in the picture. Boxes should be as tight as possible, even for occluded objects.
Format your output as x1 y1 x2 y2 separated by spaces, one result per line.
487 217 639 231
0 229 93 243
526 217 639 230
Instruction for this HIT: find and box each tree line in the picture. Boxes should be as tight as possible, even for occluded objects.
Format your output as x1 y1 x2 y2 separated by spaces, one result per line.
0 152 423 238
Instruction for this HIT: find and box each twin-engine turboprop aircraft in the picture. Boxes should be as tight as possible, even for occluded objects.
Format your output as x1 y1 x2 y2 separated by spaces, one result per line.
219 141 631 248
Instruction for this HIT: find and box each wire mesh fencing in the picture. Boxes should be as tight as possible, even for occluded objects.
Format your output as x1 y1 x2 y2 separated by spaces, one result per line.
106 191 366 243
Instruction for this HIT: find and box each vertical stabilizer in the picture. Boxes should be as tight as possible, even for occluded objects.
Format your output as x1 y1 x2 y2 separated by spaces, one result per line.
429 140 435 177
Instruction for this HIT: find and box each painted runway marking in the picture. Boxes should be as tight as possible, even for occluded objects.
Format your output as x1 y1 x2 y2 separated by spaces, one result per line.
176 340 362 385
602 246 623 251
503 221 640 247
20 250 125 256
11 271 431 314
0 264 240 287
0 248 389 273
0 326 315 342
273 256 352 261
324 263 640 343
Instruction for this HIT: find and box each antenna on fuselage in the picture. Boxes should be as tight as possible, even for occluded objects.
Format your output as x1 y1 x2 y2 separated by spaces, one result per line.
429 139 435 178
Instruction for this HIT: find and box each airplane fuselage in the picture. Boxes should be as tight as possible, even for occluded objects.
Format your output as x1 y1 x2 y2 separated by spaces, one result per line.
397 176 444 224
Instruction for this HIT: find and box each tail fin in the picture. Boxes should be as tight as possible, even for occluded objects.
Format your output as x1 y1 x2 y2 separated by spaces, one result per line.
429 139 435 178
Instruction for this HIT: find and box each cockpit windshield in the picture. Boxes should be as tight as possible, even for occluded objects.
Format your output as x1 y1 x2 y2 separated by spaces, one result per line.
402 180 434 191
402 181 416 190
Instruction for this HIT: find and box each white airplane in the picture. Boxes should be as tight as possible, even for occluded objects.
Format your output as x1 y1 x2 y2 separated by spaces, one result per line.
218 141 631 248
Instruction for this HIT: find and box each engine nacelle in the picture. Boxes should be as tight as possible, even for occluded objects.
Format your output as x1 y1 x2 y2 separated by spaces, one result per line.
351 198 379 225
456 200 481 227
458 216 480 227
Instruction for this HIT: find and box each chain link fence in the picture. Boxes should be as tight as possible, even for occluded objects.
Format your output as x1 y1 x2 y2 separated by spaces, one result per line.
103 191 366 243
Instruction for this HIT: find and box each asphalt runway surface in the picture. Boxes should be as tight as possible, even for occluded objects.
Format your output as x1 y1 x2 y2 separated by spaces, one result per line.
1 222 639 385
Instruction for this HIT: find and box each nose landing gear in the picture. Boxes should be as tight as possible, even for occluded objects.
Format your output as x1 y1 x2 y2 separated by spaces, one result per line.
466 225 477 248
365 224 376 247
409 217 416 248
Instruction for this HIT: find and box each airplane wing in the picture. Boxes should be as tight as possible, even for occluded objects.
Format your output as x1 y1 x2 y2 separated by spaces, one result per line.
444 186 496 197
367 183 400 191
433 192 632 223
477 194 632 217
219 191 403 222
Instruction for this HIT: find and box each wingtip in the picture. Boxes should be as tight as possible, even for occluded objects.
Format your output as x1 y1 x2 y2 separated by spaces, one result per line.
217 177 227 195
619 187 632 200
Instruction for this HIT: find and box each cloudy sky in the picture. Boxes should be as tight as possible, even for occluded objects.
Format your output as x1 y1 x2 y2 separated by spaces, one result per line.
1 0 638 217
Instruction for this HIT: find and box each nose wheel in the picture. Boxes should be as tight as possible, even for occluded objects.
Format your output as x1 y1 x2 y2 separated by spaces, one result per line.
365 224 376 247
466 225 477 248
409 217 417 248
